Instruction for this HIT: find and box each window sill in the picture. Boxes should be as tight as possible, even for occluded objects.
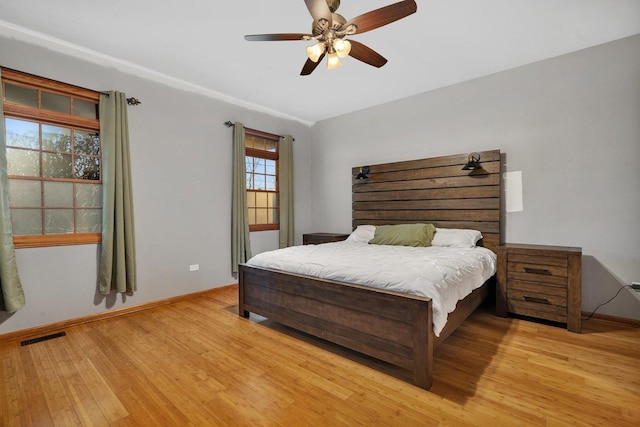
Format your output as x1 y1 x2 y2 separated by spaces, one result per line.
249 225 280 232
14 233 101 249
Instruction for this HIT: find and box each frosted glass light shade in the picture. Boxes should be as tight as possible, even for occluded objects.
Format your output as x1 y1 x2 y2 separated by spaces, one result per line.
327 52 342 69
334 39 351 58
306 42 326 62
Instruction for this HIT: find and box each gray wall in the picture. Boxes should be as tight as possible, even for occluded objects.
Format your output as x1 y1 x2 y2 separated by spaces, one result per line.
310 35 640 320
0 36 313 334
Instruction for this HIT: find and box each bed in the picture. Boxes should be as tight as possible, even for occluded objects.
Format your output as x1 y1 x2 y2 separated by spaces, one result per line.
238 150 503 389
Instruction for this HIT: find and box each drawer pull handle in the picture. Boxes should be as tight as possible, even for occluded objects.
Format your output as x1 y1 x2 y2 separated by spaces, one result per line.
524 296 551 304
524 267 552 275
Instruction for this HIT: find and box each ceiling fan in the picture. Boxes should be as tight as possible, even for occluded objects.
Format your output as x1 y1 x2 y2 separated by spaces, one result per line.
244 0 417 75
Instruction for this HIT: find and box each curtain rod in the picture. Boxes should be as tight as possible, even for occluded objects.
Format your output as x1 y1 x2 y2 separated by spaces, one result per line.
100 92 141 106
224 121 294 141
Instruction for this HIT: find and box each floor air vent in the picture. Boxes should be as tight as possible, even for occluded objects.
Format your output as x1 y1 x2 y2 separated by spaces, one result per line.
20 331 66 346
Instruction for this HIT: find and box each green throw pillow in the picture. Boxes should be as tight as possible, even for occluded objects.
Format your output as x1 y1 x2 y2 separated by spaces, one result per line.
368 223 436 247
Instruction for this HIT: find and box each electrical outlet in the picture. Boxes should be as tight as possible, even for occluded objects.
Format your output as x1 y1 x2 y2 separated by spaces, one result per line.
189 264 199 272
631 282 640 291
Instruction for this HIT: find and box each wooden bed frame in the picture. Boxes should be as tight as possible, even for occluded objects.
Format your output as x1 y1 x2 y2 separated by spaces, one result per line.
239 150 503 389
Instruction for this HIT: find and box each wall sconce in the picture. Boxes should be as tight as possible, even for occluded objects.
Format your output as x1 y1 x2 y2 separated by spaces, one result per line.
462 152 482 171
355 166 369 179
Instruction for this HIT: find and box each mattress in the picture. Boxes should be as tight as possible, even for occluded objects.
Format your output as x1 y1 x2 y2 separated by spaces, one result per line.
245 241 497 336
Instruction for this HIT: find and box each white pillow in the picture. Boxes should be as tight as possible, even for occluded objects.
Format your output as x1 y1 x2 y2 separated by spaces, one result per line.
345 225 376 243
431 228 483 248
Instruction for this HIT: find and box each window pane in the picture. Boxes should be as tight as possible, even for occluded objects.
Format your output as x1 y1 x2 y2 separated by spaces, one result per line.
256 192 267 208
244 136 255 149
266 159 276 175
246 157 263 174
268 208 279 224
44 209 74 234
5 118 39 149
11 208 42 235
252 138 266 151
6 148 39 176
266 175 276 191
245 158 255 173
247 208 256 225
74 130 100 155
256 208 267 224
4 83 37 107
254 175 265 190
269 192 278 208
246 191 256 208
44 181 73 207
75 156 100 180
76 209 101 233
42 91 70 114
265 140 277 152
8 179 41 207
74 99 98 119
42 153 72 178
42 125 71 152
76 183 101 207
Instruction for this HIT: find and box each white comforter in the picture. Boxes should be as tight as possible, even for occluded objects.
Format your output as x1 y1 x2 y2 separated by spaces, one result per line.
245 241 497 336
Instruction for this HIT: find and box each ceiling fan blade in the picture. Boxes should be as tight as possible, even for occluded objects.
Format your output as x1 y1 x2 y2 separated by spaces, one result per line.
343 0 417 35
244 33 311 41
305 0 332 26
348 40 387 68
301 53 326 76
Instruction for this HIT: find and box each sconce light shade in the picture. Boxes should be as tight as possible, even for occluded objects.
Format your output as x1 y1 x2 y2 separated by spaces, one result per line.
462 152 482 170
356 166 369 179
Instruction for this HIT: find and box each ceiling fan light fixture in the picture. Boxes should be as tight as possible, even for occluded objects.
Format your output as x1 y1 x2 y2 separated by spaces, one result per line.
327 52 342 69
244 0 418 75
334 39 351 58
306 42 326 63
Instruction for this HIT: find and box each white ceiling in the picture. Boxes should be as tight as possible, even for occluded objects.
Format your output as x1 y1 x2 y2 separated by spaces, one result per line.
1 0 639 125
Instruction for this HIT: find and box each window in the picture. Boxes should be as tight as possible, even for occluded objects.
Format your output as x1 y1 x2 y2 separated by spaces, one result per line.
245 128 279 231
1 68 102 248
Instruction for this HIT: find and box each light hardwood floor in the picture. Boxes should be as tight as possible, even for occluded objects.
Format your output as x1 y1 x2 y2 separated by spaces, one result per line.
1 285 638 426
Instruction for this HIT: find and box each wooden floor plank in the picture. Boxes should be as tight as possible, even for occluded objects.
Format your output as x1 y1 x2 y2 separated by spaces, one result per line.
1 285 638 426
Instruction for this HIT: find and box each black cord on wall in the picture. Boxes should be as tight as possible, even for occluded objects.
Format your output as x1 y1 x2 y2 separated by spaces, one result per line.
583 285 633 321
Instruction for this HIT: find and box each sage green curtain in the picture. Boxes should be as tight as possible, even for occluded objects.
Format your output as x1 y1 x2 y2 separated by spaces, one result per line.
0 69 26 313
231 122 251 273
97 92 137 294
278 135 294 248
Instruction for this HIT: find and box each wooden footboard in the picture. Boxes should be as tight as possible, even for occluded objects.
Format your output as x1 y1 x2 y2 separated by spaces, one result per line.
239 263 435 389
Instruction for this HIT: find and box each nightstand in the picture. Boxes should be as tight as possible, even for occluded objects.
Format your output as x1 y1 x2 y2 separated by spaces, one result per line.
496 243 582 333
303 232 350 245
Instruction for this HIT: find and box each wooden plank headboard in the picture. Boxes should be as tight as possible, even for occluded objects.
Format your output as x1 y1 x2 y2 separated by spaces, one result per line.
351 149 503 254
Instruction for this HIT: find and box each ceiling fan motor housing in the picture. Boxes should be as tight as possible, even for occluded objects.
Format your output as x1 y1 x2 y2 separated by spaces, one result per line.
312 12 346 35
